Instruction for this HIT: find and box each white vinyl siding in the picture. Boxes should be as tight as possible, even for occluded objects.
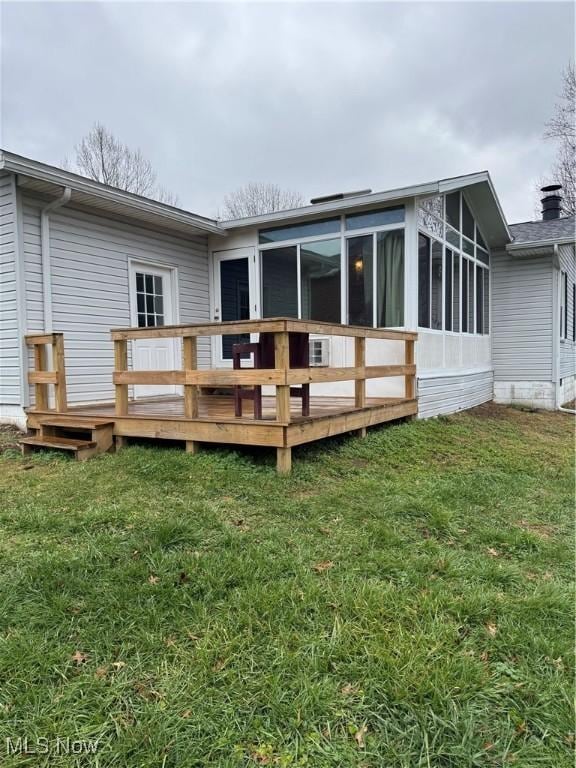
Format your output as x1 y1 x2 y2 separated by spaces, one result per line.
491 249 554 382
0 173 20 404
417 368 493 418
20 194 211 405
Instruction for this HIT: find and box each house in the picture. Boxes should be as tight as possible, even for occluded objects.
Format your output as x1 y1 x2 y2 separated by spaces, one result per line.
1 149 575 435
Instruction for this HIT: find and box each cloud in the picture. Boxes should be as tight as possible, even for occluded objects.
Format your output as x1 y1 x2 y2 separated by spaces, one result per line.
1 1 573 222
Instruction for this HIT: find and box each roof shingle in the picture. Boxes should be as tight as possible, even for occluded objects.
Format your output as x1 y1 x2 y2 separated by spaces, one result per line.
509 216 575 244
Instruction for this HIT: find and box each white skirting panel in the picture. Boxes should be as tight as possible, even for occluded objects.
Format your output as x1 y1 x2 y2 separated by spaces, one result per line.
559 375 575 406
0 404 27 430
417 368 494 418
493 381 556 410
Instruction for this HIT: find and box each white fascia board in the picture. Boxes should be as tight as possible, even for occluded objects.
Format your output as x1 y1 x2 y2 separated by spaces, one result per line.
0 149 226 237
221 171 511 241
507 236 575 252
220 182 438 229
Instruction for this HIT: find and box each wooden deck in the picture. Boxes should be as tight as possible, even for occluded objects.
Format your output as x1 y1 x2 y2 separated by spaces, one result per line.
24 319 418 473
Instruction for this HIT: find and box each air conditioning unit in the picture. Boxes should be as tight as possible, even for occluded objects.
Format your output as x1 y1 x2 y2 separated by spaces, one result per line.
309 337 330 367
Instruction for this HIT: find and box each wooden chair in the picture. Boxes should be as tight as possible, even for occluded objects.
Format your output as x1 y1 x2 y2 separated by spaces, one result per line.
232 332 310 419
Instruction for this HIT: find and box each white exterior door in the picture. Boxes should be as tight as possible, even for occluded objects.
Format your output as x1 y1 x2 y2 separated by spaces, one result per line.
129 261 178 398
212 248 257 366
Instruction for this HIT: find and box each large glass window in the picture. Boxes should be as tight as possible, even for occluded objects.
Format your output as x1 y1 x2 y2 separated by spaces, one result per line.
300 239 341 323
259 217 340 244
418 234 431 328
445 192 460 231
431 240 443 330
453 253 460 333
346 206 404 231
261 246 298 317
445 249 453 332
376 229 404 327
347 235 373 326
418 191 490 336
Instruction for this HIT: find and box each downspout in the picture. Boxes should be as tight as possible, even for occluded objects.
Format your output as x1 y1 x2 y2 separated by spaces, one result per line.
41 187 71 332
551 243 566 411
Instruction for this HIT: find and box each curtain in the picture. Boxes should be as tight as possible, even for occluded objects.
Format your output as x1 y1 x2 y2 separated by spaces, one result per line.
377 230 404 327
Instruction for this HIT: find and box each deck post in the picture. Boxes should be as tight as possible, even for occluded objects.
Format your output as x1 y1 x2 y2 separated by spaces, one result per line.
114 339 129 416
33 344 49 411
277 446 292 475
405 339 415 400
52 334 68 412
354 336 367 437
183 336 199 418
274 331 291 423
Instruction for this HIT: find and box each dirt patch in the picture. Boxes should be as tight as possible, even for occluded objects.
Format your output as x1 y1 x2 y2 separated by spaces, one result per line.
562 399 575 410
467 402 570 426
516 519 556 539
0 425 22 453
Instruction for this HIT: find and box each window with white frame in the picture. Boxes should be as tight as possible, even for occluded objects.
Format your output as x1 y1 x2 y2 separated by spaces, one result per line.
417 191 490 335
259 206 405 328
560 271 568 340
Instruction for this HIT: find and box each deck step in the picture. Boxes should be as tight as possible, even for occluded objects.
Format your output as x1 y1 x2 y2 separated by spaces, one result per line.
20 436 97 451
38 417 115 430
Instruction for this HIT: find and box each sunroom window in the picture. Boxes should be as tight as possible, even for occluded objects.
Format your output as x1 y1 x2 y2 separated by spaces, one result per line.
260 215 405 329
418 191 490 335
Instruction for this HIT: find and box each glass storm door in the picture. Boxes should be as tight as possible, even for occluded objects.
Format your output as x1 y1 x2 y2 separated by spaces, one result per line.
212 249 255 364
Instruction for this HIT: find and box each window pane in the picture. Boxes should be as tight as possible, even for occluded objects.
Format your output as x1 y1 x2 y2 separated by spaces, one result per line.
347 235 373 326
137 293 145 313
345 206 404 231
220 257 250 358
154 275 162 295
446 226 460 250
376 229 404 327
462 197 475 241
445 249 453 331
483 269 490 335
431 240 443 330
476 246 489 265
137 313 146 328
146 294 155 313
300 239 341 323
261 246 298 317
259 217 340 244
418 233 431 328
468 260 475 333
145 274 154 293
154 295 164 315
136 273 144 292
147 313 156 327
476 265 484 334
476 224 487 250
461 259 468 333
463 237 474 257
445 192 460 230
453 253 460 333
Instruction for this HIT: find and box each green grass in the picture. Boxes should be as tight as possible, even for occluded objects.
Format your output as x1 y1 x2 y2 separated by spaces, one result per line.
0 405 573 767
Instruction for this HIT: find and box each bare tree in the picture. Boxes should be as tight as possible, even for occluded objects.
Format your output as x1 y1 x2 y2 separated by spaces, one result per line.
220 182 304 219
543 63 576 215
73 123 179 206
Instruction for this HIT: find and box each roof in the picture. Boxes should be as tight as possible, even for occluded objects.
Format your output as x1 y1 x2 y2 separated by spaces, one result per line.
0 149 225 238
508 216 575 246
221 170 512 248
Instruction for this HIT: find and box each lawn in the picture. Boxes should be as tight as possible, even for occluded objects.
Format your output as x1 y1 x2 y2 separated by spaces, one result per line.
0 405 573 767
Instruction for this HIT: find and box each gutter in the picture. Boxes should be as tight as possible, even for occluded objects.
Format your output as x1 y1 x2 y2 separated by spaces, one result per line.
41 187 71 332
2 150 225 236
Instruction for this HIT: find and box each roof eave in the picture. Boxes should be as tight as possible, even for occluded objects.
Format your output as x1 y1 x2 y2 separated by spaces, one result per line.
0 149 226 237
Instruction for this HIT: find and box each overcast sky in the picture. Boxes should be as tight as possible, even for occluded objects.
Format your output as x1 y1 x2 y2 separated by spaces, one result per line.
1 1 574 223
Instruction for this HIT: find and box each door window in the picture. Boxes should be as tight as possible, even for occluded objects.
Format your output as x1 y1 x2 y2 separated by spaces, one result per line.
136 272 165 328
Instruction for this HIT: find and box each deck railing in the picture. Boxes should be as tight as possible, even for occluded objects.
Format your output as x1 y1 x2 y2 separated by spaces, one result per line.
110 318 417 423
25 333 68 412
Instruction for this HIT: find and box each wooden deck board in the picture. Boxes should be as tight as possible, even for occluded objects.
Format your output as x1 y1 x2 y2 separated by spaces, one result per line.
52 394 407 424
